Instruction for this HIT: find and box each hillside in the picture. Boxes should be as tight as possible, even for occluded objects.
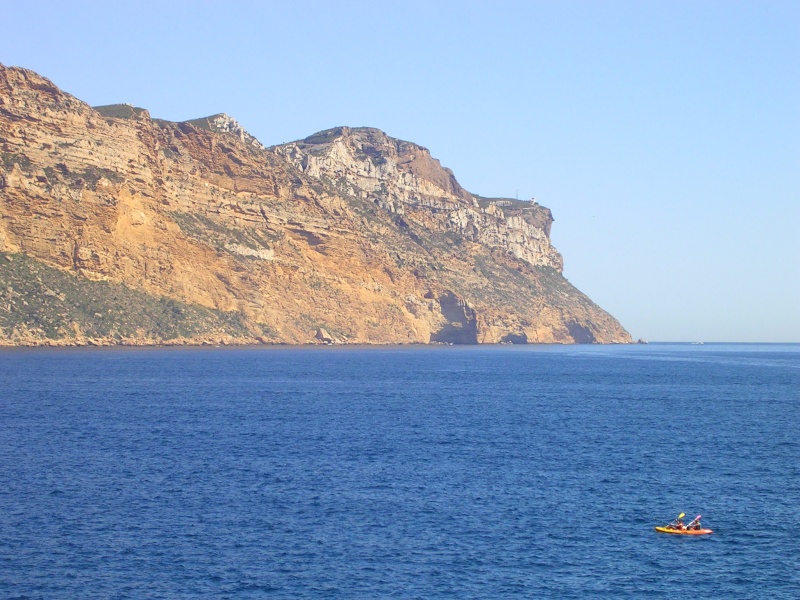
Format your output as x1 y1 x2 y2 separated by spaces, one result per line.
0 64 631 345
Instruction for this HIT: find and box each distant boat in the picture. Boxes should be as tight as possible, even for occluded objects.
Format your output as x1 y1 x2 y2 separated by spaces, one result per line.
691 341 704 345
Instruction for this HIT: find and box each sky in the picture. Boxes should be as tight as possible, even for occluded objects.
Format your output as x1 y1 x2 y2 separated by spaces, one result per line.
2 0 798 342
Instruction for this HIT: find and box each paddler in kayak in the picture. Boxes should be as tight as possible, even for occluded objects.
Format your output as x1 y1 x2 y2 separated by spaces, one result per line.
667 513 686 530
655 513 713 535
687 515 703 530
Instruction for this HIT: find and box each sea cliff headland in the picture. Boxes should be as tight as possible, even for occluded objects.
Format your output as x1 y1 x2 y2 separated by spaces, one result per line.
0 64 630 346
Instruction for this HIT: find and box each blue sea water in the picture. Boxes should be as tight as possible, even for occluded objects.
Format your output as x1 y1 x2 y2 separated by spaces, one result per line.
0 343 798 598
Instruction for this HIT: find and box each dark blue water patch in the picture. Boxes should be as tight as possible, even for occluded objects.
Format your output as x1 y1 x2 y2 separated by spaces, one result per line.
0 343 798 598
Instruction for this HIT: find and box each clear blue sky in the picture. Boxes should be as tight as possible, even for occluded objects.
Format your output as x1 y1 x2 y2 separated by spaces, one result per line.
3 0 798 342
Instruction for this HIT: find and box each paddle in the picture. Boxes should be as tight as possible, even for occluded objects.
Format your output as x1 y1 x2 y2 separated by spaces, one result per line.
688 515 702 529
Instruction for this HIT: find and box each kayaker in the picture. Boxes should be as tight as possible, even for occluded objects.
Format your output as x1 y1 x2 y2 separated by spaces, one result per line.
669 517 685 530
687 517 702 530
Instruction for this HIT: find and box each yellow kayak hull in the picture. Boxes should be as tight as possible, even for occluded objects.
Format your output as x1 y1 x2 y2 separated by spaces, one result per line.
655 526 713 535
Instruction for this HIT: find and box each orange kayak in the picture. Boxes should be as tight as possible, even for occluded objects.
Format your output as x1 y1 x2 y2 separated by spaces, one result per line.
655 526 713 535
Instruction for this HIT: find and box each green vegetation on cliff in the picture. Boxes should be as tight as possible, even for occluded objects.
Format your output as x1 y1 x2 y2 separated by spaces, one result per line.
0 253 253 344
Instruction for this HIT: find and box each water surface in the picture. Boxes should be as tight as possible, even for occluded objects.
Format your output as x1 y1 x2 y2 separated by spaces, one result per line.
1 343 798 597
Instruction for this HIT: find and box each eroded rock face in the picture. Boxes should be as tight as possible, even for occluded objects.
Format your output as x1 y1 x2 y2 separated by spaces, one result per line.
0 64 631 346
275 127 564 270
430 291 478 344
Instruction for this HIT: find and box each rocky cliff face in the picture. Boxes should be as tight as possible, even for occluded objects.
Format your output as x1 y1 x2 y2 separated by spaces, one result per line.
275 127 563 271
0 64 631 346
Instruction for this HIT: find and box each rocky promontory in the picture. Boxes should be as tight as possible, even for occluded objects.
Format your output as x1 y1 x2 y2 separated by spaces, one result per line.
0 64 631 346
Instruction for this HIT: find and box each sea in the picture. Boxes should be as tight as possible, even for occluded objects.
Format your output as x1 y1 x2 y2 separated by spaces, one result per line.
0 343 798 598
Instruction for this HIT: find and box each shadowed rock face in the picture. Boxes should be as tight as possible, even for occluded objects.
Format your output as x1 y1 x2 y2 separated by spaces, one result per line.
430 291 479 345
567 322 597 344
0 64 631 346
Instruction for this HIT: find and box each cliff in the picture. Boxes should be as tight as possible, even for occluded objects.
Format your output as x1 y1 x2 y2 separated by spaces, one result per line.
0 64 631 346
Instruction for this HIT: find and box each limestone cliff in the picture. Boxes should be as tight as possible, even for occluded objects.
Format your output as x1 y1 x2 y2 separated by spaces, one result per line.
275 127 563 271
0 64 631 346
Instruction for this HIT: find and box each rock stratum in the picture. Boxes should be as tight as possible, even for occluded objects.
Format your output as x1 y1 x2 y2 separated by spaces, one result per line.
0 64 631 346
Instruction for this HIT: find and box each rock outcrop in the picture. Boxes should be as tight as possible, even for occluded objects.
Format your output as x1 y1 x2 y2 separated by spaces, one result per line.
275 127 563 271
0 64 631 346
